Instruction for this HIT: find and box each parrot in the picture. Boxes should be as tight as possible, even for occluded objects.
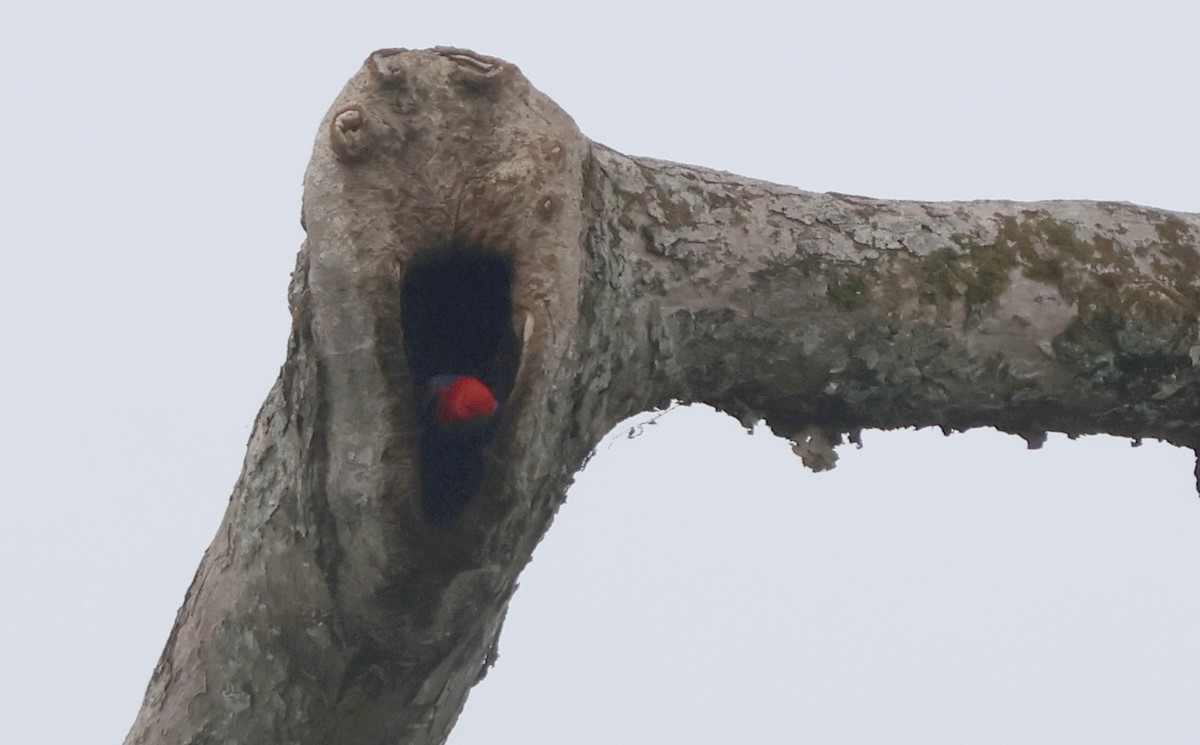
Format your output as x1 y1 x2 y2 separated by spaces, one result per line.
419 375 498 525
425 374 498 435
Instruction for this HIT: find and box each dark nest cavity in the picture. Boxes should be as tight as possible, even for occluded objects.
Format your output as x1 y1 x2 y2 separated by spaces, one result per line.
401 250 519 525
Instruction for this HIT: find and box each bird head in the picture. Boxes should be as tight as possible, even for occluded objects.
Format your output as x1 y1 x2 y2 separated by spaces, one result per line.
426 375 498 435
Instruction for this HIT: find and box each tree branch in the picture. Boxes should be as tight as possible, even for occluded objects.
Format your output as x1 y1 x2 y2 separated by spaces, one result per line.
587 147 1200 465
125 47 1200 745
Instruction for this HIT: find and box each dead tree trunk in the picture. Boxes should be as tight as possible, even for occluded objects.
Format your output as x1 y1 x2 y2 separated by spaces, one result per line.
124 47 1200 745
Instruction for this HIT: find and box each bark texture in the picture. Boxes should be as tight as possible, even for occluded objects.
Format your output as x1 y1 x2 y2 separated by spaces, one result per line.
125 47 1200 745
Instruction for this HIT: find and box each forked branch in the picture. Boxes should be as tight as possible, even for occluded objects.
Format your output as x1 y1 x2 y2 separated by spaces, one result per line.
125 48 1200 745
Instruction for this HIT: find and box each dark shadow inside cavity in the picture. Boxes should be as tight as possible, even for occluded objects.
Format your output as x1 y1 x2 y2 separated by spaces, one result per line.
401 249 517 526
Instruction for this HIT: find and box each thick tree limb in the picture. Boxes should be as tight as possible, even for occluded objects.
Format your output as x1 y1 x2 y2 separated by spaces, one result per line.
592 151 1200 462
125 48 1200 745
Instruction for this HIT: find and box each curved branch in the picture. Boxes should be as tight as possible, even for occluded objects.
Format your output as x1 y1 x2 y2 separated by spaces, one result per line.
125 48 1200 745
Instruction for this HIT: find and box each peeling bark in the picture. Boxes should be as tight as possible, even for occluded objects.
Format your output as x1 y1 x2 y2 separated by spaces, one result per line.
125 47 1200 745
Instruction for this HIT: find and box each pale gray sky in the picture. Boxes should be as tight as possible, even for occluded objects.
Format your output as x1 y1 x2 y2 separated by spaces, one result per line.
3 2 1199 743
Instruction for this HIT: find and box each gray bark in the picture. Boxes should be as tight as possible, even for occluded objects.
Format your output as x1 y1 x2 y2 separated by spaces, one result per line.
124 47 1200 745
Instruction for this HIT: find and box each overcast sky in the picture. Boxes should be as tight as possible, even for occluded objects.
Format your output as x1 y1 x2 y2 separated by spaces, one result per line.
3 2 1199 743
